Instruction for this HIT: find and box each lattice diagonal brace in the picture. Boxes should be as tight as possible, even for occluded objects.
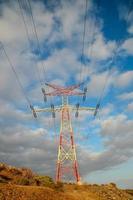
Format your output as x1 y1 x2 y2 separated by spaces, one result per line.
56 96 80 183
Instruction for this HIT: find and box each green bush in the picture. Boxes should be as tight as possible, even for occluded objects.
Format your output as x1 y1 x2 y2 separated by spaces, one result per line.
34 175 54 187
16 177 30 185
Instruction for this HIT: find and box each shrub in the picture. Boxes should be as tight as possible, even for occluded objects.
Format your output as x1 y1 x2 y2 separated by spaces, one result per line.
109 182 117 188
16 177 30 185
0 164 6 172
34 175 54 187
21 168 34 179
93 184 99 187
9 168 22 175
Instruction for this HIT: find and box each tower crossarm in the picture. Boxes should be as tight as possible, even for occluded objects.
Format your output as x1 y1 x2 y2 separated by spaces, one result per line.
71 106 96 111
34 106 96 113
34 106 62 113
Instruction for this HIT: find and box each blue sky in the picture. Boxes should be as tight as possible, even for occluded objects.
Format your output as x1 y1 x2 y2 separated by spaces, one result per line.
0 0 133 188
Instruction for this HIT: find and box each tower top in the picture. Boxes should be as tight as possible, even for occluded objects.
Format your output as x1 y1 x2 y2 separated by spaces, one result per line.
44 82 85 96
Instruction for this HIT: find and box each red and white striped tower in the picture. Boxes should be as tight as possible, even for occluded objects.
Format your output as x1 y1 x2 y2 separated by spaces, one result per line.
56 95 80 183
30 82 96 183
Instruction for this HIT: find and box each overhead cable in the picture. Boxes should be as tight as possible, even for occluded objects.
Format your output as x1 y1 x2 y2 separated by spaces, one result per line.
94 0 133 117
94 43 120 118
26 0 47 83
0 42 31 106
79 0 88 84
25 0 56 135
17 0 31 45
17 0 43 86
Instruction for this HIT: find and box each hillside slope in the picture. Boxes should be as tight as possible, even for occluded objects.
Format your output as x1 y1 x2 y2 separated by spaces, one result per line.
0 163 132 200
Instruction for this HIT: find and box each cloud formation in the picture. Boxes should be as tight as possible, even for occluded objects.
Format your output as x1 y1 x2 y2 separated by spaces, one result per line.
0 0 133 187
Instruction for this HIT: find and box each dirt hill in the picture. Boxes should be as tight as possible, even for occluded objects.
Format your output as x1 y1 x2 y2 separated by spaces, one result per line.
0 163 133 200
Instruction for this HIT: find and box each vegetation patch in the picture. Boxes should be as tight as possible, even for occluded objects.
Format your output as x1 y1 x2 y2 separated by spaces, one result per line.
15 177 30 186
34 175 54 187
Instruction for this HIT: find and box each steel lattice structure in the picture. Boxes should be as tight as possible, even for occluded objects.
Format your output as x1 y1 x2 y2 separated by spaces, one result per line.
30 82 97 184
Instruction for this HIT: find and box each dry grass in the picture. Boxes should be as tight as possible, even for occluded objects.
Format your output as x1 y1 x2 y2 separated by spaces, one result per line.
0 184 75 200
0 163 133 200
125 189 133 196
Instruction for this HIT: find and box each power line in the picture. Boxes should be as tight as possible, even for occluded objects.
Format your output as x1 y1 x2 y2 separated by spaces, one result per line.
76 0 88 106
24 0 56 135
24 0 54 113
94 0 133 116
17 0 43 86
78 0 101 91
26 0 47 83
94 43 120 117
17 0 54 134
99 0 133 102
0 42 45 130
75 0 91 152
127 0 133 21
79 0 101 84
85 0 101 82
79 0 88 84
25 0 55 100
17 0 31 45
0 42 31 106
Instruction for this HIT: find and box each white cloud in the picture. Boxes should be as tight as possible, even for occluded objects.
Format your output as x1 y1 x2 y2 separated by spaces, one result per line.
86 71 108 97
56 0 93 39
127 102 133 112
122 38 133 55
0 0 54 45
38 48 81 82
0 5 26 43
78 114 133 175
0 125 56 175
31 2 54 41
128 25 133 34
99 114 129 136
118 4 133 33
0 0 119 105
99 104 114 116
118 5 133 56
118 91 133 100
113 70 133 88
116 178 133 189
81 70 133 98
88 34 116 60
0 0 133 184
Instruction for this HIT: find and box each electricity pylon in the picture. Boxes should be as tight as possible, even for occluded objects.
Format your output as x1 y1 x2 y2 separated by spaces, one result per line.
30 82 98 184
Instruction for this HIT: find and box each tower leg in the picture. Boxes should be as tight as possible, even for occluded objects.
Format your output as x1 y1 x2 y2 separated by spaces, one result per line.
56 97 80 183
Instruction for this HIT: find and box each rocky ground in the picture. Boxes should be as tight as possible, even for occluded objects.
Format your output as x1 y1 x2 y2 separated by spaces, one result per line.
0 163 133 200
